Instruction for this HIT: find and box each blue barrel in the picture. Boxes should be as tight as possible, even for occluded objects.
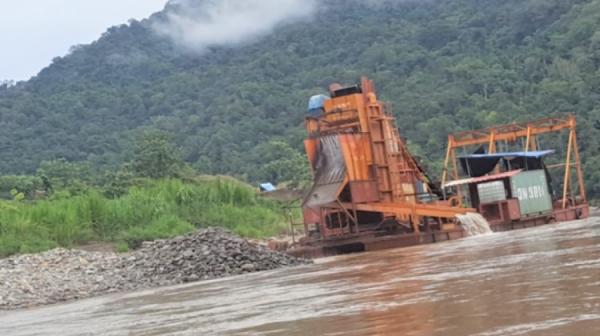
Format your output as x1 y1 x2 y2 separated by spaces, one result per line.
307 95 329 117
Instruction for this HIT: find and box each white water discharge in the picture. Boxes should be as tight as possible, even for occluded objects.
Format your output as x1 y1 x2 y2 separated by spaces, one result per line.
456 213 493 236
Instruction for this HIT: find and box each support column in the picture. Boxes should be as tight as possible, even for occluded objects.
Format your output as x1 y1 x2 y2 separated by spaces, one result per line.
441 138 453 188
572 130 587 203
562 130 574 209
488 130 497 154
451 148 462 200
525 126 532 152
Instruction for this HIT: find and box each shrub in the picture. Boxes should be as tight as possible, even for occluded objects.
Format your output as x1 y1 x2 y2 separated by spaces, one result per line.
120 215 195 249
0 178 291 257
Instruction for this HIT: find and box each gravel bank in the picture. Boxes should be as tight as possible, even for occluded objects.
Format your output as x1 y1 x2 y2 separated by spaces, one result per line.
0 228 310 310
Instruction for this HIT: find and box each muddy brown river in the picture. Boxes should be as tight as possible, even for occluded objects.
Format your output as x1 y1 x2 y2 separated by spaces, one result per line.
2 217 600 336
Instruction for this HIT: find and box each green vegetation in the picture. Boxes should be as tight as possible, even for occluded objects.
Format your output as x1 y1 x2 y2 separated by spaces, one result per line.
0 0 598 198
0 178 290 257
0 133 292 258
2 0 600 254
131 130 185 179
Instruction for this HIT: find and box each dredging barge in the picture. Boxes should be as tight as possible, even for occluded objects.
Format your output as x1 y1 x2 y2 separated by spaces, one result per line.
287 77 589 258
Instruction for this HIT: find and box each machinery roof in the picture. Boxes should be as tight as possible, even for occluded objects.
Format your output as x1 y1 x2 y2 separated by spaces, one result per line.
459 150 555 159
443 169 523 188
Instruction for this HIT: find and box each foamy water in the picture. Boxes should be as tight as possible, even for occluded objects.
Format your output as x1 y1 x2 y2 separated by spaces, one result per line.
1 217 599 336
457 213 493 236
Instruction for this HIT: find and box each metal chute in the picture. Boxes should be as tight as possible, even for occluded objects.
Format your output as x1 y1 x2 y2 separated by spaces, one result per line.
303 136 346 208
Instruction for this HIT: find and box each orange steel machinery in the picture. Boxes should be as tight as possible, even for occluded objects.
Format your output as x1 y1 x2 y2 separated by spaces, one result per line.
441 115 590 230
290 77 475 257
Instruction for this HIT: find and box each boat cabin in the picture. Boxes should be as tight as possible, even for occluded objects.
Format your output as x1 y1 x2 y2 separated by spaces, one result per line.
443 151 557 226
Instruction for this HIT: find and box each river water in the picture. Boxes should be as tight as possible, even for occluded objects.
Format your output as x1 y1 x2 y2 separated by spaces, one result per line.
2 217 600 336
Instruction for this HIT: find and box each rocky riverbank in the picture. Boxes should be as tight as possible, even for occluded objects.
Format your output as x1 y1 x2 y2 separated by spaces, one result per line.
0 228 310 311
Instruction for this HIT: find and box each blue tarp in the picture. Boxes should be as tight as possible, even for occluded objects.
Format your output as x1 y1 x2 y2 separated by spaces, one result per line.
459 150 555 177
260 183 277 192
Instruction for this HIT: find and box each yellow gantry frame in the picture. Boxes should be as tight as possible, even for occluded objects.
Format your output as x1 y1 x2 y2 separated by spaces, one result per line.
441 115 586 209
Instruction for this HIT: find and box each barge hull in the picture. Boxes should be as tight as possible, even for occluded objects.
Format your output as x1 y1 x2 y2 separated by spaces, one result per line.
289 204 589 259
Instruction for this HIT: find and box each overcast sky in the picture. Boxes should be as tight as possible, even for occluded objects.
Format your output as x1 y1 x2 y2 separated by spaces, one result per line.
0 0 168 82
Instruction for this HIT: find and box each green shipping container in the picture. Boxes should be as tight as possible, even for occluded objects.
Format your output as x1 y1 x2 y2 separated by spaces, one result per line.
510 170 553 216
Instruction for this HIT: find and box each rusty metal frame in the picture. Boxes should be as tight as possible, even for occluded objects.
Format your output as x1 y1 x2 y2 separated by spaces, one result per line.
303 76 473 242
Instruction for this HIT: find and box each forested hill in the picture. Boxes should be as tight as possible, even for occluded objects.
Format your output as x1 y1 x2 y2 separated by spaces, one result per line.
1 0 600 197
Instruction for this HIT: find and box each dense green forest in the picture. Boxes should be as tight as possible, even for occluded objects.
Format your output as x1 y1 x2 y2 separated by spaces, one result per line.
1 0 599 197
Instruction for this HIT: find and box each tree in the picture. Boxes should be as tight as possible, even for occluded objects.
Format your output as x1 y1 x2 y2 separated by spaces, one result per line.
0 175 44 199
131 130 184 179
98 165 136 198
251 141 310 187
36 159 92 195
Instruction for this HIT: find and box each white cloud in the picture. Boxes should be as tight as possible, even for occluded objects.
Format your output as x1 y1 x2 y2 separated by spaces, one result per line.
153 0 317 53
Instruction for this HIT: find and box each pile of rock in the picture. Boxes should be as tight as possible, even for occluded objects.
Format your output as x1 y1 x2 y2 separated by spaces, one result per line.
0 249 129 309
0 228 310 310
120 228 308 286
